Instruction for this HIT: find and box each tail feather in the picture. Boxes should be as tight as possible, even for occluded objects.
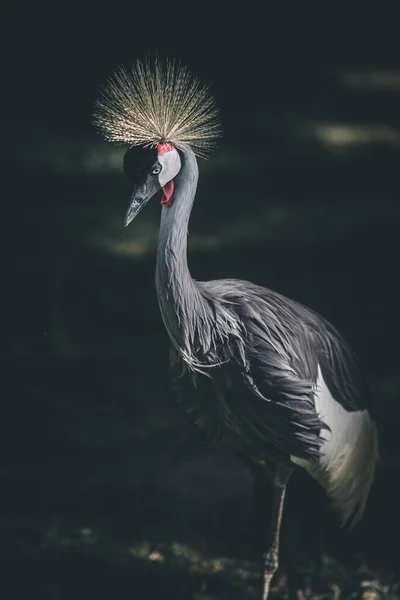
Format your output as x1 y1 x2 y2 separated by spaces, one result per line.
326 412 378 526
291 368 379 527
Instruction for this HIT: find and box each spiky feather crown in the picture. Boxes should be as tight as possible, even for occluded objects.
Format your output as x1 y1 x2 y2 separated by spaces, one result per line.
93 57 221 158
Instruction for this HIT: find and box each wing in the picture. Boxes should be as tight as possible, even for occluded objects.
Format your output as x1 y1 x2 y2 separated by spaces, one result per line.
202 279 367 462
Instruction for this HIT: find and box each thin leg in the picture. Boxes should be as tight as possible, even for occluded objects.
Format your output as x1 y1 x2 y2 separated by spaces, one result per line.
262 483 287 600
235 454 292 600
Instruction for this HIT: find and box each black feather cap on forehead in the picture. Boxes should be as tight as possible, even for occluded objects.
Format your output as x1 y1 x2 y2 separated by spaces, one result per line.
123 145 158 184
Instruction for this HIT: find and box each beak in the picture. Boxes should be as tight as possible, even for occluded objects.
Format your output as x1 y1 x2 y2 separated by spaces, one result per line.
124 179 161 227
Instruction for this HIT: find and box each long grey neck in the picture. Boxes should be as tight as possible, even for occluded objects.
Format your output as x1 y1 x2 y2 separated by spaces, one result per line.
155 148 206 362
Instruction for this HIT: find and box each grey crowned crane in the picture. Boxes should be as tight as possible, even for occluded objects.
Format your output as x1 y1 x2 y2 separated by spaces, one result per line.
93 58 378 600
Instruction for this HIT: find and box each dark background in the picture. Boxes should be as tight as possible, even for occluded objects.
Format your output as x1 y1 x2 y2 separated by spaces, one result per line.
3 5 400 599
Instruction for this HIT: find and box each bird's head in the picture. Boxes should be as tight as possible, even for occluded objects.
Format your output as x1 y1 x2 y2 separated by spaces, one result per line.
123 143 181 226
93 56 220 226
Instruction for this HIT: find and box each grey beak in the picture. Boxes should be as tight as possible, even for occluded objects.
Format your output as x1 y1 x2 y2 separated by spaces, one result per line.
124 186 149 227
124 179 161 227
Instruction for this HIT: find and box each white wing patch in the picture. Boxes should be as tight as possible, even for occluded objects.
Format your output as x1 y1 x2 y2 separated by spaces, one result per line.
291 365 378 525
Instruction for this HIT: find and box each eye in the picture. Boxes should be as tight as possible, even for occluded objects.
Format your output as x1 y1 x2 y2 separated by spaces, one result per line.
152 165 162 175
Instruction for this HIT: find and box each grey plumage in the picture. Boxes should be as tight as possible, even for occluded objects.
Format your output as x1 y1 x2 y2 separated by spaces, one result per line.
155 146 377 525
94 58 378 598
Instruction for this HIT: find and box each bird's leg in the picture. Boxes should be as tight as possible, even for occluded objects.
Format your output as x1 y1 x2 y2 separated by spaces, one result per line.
236 454 292 600
261 482 287 600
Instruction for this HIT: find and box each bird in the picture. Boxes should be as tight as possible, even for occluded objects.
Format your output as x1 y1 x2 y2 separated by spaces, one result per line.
93 57 379 600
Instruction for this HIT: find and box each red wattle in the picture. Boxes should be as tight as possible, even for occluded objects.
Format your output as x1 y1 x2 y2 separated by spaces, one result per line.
161 180 174 207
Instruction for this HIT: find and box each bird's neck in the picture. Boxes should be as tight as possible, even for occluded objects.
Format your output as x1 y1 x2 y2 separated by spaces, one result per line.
155 149 206 361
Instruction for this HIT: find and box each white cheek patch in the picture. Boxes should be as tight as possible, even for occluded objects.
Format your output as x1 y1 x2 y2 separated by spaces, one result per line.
158 146 181 187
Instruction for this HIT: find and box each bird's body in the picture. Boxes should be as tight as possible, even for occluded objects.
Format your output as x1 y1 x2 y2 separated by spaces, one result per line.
171 281 377 522
94 58 378 599
155 146 377 526
171 277 361 465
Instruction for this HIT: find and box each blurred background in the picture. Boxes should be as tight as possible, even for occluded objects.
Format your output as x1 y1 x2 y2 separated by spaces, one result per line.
3 5 400 599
